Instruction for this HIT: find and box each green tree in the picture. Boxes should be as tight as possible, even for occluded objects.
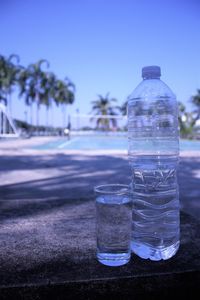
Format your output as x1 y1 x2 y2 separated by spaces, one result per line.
191 89 200 126
121 100 127 116
0 55 7 104
54 78 75 128
18 66 33 124
0 54 21 134
4 55 21 115
18 59 49 128
39 71 55 127
28 59 49 128
178 101 187 133
46 72 56 127
90 93 119 130
18 62 75 130
0 54 21 110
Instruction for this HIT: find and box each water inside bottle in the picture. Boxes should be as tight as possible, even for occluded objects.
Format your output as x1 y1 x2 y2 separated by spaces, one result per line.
131 155 180 260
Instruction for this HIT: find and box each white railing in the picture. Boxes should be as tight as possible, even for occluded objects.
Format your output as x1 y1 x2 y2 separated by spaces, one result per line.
0 103 19 138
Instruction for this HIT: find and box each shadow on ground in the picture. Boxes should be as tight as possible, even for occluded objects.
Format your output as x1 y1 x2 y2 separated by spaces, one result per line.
0 153 200 294
0 154 129 219
0 154 200 219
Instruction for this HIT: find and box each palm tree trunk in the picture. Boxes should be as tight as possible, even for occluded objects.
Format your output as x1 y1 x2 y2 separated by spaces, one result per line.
76 109 80 130
51 103 54 136
51 105 54 126
0 112 2 134
8 92 14 133
62 104 66 129
3 112 6 134
194 108 200 125
30 103 33 125
2 97 7 134
46 107 48 126
36 103 40 129
46 106 49 134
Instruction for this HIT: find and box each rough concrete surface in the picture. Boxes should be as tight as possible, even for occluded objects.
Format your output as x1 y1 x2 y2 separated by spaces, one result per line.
0 137 200 299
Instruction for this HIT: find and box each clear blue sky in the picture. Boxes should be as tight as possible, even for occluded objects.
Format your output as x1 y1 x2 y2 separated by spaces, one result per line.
1 0 200 127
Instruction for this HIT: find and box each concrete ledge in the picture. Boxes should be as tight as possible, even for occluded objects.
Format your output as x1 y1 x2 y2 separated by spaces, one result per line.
1 271 200 300
0 211 200 299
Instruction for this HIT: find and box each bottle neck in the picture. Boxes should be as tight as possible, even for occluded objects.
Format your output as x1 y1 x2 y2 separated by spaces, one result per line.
143 76 161 80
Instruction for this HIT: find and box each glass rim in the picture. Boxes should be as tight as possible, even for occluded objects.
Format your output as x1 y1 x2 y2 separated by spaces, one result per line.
94 184 130 195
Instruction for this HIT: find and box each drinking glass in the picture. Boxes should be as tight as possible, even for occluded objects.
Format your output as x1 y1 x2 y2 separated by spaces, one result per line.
94 184 132 266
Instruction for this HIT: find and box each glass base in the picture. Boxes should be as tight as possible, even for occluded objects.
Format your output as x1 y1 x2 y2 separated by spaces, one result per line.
97 252 130 266
131 241 180 261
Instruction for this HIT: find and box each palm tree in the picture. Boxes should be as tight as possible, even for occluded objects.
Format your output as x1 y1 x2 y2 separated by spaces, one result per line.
0 54 20 133
18 62 75 132
18 59 49 128
0 55 7 104
54 78 75 128
178 101 187 133
191 89 200 126
0 54 21 114
177 101 197 136
121 100 128 116
90 93 119 130
0 56 7 133
29 60 49 128
5 55 20 115
44 72 56 128
18 66 33 125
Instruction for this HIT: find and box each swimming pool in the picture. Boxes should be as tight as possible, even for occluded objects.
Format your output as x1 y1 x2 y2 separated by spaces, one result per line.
32 136 200 151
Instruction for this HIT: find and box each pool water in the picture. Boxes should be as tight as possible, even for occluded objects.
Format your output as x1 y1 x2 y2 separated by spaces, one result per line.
33 136 200 151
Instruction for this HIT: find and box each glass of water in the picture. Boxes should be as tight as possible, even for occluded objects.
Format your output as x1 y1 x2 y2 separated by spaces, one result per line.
94 184 132 267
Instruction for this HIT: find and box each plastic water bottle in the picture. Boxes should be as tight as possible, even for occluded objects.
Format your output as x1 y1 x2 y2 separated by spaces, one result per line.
128 66 180 261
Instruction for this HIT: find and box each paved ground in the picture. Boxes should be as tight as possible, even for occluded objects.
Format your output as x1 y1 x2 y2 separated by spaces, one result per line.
1 211 200 299
0 137 200 298
0 137 200 219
